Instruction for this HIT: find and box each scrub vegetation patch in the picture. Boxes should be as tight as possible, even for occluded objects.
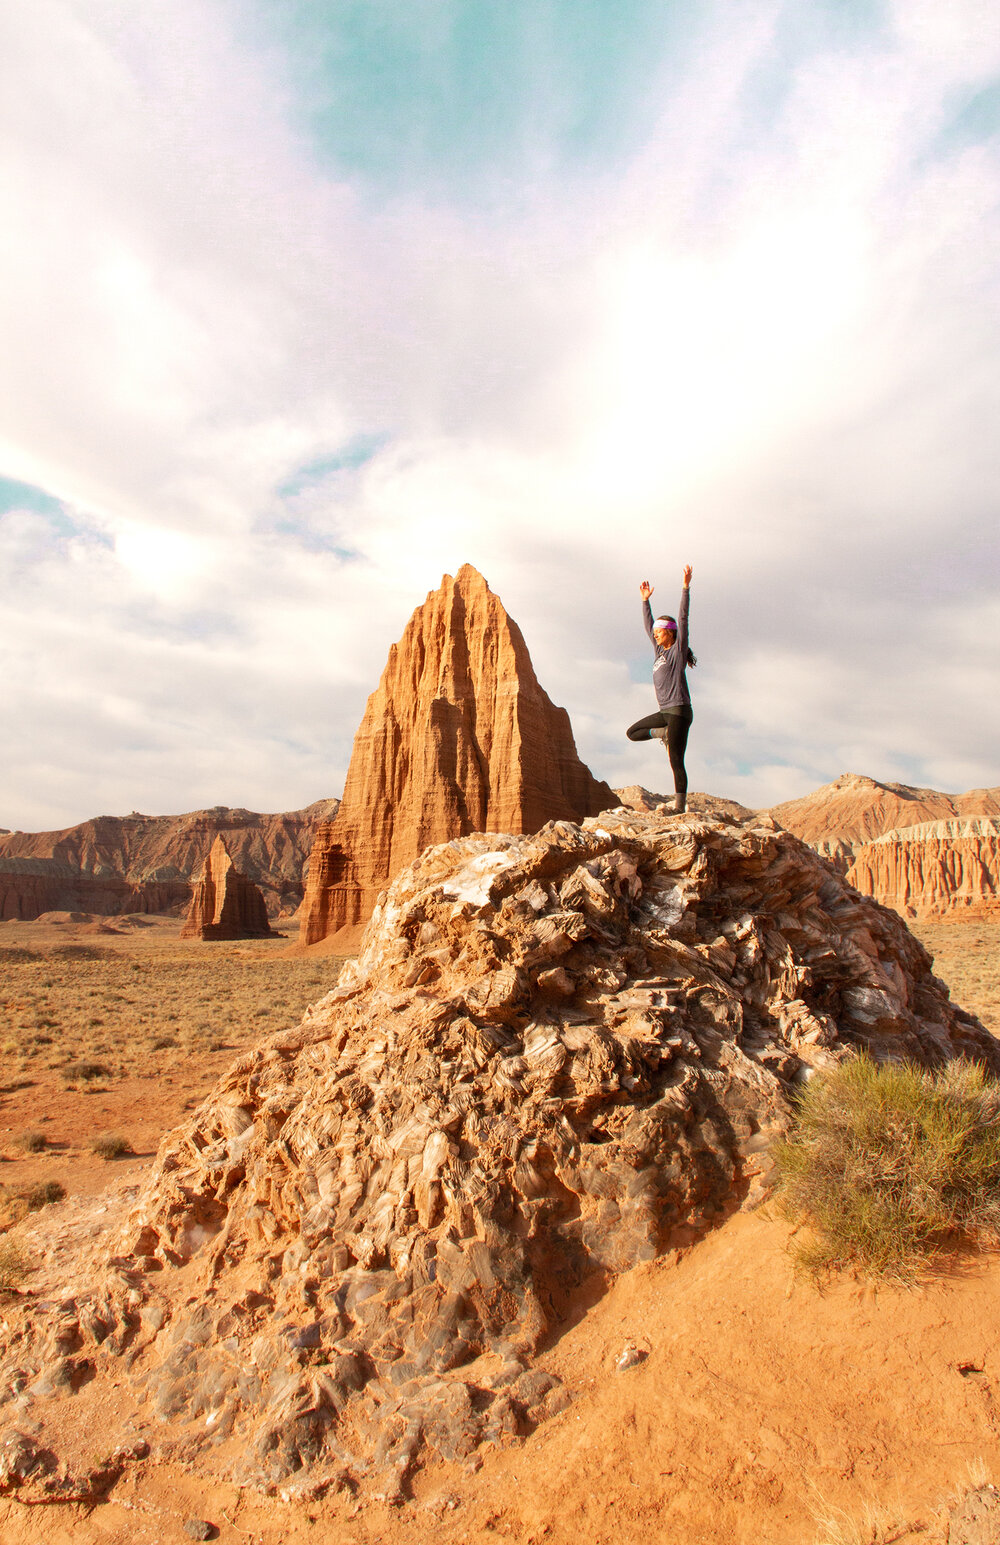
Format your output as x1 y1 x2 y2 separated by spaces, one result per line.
775 1054 1000 1280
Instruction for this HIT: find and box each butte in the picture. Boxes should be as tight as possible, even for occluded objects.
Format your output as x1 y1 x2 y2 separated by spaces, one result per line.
299 564 614 950
180 836 273 941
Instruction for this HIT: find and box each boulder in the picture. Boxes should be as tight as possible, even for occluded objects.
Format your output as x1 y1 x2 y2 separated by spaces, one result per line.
4 808 995 1496
847 817 1000 920
180 837 273 941
300 566 614 946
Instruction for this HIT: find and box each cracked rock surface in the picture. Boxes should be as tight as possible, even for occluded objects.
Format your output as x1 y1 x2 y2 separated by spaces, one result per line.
2 808 995 1497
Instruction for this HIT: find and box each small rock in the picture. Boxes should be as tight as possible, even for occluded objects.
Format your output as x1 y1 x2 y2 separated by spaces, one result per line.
183 1520 215 1541
615 1342 647 1371
0 1429 47 1486
948 1484 1000 1545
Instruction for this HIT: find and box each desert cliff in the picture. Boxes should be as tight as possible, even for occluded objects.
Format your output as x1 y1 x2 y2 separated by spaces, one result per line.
768 771 1000 872
0 800 338 921
180 836 274 940
847 816 1000 919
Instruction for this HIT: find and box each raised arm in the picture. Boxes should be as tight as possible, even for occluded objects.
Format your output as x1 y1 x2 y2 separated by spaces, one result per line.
677 565 692 653
639 579 656 643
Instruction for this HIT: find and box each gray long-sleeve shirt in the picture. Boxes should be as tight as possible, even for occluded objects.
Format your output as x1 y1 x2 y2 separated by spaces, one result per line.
643 588 691 711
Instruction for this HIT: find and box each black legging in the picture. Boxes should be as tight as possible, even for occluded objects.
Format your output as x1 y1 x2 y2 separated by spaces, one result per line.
626 706 693 795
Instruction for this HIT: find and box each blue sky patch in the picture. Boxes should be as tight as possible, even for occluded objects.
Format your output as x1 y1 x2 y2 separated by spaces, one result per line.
251 0 693 199
276 435 387 500
936 80 1000 155
0 476 67 519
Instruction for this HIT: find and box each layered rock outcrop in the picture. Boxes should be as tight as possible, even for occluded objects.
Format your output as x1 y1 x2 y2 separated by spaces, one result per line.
0 857 186 921
179 837 273 940
300 566 613 946
4 808 995 1499
847 817 1000 920
0 799 338 921
615 786 755 821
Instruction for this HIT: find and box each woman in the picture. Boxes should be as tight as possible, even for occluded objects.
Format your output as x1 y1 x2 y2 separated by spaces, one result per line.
626 564 695 813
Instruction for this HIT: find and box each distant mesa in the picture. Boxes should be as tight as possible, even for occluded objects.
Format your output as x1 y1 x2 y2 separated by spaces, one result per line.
180 836 273 941
767 772 1000 874
767 772 1000 921
846 816 1000 921
300 564 615 949
0 799 338 922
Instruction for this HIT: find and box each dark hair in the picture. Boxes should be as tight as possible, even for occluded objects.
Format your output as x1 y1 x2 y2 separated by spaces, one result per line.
659 616 697 669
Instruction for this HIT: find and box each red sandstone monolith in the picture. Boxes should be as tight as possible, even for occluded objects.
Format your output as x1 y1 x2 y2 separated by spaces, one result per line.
847 816 1000 920
300 564 614 946
180 836 273 940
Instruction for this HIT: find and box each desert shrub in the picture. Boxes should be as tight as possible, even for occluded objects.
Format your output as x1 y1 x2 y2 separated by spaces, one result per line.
61 1060 110 1082
0 1179 64 1232
27 1180 65 1208
774 1054 1000 1280
91 1132 132 1160
13 1131 46 1153
0 1238 26 1291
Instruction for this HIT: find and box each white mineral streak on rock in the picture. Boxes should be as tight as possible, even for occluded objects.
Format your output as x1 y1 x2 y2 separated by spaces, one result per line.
441 848 520 907
3 809 998 1501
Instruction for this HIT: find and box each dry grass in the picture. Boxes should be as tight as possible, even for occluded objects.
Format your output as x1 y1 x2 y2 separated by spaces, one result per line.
0 1177 66 1231
776 1055 1000 1280
90 1132 133 1159
911 920 1000 1036
0 1237 26 1292
0 937 340 1086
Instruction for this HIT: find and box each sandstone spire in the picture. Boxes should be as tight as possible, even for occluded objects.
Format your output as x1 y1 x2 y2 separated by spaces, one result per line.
179 835 273 940
300 564 614 946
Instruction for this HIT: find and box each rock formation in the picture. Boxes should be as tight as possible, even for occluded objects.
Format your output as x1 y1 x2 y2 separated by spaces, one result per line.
0 799 338 921
179 837 274 940
300 566 614 947
615 786 755 821
767 772 1000 874
4 807 995 1499
847 817 1000 920
0 857 186 921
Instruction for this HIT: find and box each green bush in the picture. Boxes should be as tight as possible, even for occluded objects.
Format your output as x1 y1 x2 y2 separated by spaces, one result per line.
774 1054 1000 1280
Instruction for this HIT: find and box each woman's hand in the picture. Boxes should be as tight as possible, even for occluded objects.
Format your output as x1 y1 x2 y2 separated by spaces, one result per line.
639 580 653 599
682 564 692 588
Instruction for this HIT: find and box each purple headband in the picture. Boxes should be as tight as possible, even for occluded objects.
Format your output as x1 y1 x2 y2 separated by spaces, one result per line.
654 616 677 632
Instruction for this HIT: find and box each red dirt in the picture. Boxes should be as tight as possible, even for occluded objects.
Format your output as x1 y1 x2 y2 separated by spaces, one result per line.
3 1208 1000 1544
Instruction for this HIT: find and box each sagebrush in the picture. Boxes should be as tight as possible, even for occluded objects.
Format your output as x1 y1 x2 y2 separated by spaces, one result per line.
775 1054 1000 1279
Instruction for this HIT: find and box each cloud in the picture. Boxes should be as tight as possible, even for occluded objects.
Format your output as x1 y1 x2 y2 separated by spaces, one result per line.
0 0 998 830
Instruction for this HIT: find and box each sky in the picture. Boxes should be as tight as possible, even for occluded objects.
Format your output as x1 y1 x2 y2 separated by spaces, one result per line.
2 0 999 833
